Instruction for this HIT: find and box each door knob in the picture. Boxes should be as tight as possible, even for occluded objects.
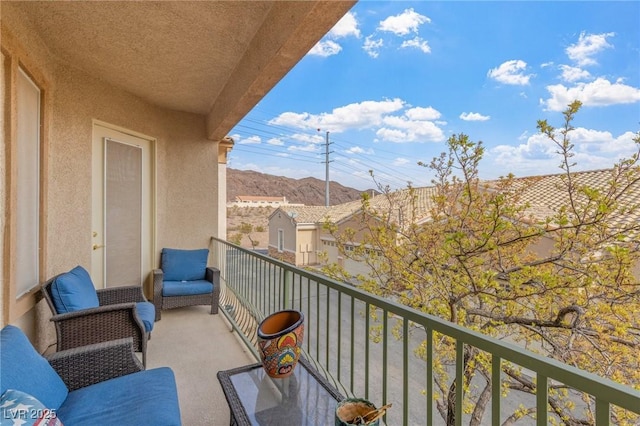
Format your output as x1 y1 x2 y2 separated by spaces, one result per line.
92 244 105 250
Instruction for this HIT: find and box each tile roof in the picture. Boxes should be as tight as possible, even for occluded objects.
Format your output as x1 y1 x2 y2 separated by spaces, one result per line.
236 195 286 202
278 168 640 231
276 201 362 224
502 168 640 229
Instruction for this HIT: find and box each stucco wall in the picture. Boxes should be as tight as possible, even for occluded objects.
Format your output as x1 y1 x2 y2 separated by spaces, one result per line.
2 5 220 345
268 212 297 264
296 228 318 266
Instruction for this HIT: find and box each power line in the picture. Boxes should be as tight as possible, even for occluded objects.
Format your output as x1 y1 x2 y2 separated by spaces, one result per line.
229 109 428 188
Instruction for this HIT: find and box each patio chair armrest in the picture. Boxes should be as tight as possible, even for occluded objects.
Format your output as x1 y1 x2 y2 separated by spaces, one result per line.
47 338 144 391
205 266 220 284
97 285 146 304
50 303 146 351
50 302 138 321
152 269 163 321
153 269 163 292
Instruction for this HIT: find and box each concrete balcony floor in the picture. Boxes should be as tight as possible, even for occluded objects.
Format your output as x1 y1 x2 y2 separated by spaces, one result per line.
146 306 255 425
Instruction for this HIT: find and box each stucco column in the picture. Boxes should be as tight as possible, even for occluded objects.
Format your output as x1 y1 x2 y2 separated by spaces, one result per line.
217 136 234 242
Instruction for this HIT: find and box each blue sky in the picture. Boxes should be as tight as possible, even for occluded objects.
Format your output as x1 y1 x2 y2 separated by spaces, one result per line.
229 1 640 191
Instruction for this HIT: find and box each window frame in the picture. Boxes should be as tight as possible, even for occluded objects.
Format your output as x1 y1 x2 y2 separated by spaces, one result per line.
1 43 49 324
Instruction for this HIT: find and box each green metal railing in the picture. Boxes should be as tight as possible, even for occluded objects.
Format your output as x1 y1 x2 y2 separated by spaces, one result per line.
210 237 640 426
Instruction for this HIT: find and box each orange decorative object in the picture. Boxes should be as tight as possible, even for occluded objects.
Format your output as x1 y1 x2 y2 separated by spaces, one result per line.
257 310 305 378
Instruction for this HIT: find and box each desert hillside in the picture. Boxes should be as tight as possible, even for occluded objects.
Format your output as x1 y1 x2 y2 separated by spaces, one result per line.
227 168 372 206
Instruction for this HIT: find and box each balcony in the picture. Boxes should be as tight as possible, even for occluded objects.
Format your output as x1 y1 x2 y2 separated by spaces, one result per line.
149 238 640 425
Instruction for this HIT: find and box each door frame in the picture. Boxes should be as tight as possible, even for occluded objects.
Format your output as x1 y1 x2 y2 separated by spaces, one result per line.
91 120 156 295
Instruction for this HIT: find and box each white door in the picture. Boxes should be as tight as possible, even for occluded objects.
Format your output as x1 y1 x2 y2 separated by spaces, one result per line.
91 123 154 292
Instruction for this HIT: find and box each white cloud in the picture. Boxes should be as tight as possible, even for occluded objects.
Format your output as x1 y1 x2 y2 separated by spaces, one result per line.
309 11 360 58
346 146 374 155
488 60 533 85
460 112 490 122
541 77 640 111
376 128 408 143
401 37 431 54
363 36 384 58
270 112 312 129
288 144 320 153
270 99 445 146
270 98 405 133
393 158 410 166
378 8 430 36
309 40 342 57
566 32 614 67
329 11 361 39
238 135 261 145
267 138 284 146
559 65 591 83
378 114 445 143
570 128 638 154
291 133 324 144
489 127 638 178
405 106 441 121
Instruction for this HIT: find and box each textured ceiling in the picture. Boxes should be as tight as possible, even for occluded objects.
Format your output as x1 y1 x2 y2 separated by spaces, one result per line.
12 1 356 139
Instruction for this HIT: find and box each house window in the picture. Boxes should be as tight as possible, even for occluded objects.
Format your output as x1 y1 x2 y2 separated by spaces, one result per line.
278 229 284 252
15 67 41 297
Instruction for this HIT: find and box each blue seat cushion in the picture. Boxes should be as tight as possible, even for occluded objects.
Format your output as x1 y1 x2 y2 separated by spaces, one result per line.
161 248 208 281
56 367 180 426
50 266 99 314
135 302 155 332
162 280 213 297
0 326 69 410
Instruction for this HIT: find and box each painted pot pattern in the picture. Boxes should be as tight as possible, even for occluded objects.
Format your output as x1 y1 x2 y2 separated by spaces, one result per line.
257 310 305 378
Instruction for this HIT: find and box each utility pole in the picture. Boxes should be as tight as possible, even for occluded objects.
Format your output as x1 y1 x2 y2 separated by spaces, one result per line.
319 129 333 207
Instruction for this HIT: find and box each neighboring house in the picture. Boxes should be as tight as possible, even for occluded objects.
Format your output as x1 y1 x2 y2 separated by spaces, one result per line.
268 169 640 277
267 189 436 267
228 195 303 208
267 202 362 265
0 1 355 349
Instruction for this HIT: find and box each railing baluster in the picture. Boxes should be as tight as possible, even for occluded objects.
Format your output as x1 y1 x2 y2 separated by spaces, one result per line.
595 398 609 425
426 326 433 426
316 280 320 363
283 269 292 309
338 290 342 382
326 286 331 372
403 318 409 426
455 340 463 426
306 277 311 355
350 296 355 392
536 374 548 426
492 354 501 426
365 302 370 400
383 308 388 422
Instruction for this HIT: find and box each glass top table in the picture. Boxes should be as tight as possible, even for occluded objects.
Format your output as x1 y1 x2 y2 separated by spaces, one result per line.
217 357 344 426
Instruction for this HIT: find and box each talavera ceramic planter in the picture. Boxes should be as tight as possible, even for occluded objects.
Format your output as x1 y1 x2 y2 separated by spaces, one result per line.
257 309 304 378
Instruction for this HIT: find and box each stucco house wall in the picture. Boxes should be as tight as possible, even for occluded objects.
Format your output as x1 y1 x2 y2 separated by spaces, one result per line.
2 5 221 347
267 211 297 264
295 226 319 266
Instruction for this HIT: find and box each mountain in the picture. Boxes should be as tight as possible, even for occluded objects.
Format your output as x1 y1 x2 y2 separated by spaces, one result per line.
227 168 375 206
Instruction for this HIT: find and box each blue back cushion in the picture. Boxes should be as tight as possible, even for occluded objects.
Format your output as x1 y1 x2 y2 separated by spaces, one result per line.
50 266 99 314
161 248 208 281
0 325 69 410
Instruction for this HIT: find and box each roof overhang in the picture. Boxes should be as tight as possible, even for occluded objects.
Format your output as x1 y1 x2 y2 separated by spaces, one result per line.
10 1 356 140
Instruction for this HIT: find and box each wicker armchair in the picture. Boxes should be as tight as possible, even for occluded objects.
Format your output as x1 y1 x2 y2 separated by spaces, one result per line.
1 325 181 425
153 248 220 321
42 267 154 367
